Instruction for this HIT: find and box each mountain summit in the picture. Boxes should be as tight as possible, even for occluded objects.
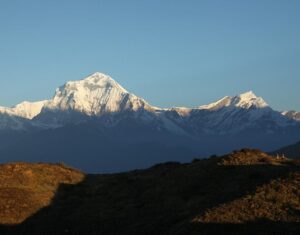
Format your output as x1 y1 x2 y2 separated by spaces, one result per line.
199 91 268 110
44 72 152 116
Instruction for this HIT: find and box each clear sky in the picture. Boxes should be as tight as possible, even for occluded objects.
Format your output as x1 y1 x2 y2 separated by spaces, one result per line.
0 0 299 111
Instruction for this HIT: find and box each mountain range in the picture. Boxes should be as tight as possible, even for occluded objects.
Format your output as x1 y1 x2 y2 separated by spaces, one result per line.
1 72 300 172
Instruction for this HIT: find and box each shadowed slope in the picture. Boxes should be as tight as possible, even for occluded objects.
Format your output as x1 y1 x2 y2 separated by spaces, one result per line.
0 163 84 225
272 141 300 159
0 149 299 234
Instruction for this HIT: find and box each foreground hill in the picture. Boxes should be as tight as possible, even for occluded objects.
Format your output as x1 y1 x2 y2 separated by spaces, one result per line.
0 149 300 234
0 163 84 225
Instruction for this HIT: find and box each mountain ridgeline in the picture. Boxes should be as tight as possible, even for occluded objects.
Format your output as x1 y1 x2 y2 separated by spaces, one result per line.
0 72 300 172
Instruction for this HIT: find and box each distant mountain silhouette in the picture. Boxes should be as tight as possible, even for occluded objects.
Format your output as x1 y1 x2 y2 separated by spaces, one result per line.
0 149 299 234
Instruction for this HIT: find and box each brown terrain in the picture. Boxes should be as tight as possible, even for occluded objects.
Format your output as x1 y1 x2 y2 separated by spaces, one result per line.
0 149 299 234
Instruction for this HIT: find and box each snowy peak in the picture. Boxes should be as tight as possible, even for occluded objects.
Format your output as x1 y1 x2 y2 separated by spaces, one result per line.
12 100 48 119
282 110 300 121
79 72 128 93
233 91 268 109
44 72 152 115
199 91 269 110
0 100 48 120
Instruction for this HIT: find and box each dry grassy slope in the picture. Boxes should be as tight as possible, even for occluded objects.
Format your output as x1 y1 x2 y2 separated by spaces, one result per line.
0 163 84 224
0 149 299 235
194 150 300 224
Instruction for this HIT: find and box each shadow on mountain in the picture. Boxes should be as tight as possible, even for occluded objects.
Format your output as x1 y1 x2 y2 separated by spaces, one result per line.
0 117 199 173
0 152 299 234
2 107 300 173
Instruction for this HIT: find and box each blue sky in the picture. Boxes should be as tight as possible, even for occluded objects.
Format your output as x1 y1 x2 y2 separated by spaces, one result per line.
0 0 299 111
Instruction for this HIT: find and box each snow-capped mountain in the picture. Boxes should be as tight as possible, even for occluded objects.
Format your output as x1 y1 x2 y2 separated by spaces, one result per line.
198 91 268 110
0 100 47 119
0 72 297 129
0 72 298 134
32 72 160 126
44 72 154 115
12 100 48 119
0 100 48 130
282 111 300 122
164 91 294 136
0 72 299 172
